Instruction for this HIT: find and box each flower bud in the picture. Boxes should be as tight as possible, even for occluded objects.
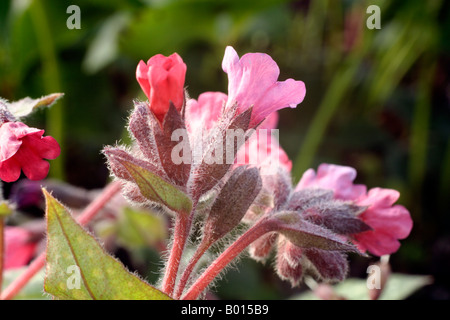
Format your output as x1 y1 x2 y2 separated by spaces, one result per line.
276 238 303 286
304 248 349 282
136 53 186 123
203 166 262 244
249 232 278 262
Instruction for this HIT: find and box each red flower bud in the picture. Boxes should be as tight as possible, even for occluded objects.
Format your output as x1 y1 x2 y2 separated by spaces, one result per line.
136 53 187 123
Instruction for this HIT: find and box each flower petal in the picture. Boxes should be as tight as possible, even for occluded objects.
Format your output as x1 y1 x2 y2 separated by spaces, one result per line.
0 156 21 182
22 133 61 160
0 123 22 161
14 142 50 181
222 46 306 127
186 91 227 133
353 230 402 256
295 163 366 201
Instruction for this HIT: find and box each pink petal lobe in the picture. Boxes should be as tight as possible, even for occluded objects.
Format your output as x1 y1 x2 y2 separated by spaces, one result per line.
0 156 21 182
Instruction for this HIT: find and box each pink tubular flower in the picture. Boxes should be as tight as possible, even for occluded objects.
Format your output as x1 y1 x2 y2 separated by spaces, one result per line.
235 125 292 173
4 226 37 270
0 122 60 182
136 53 187 123
185 91 227 134
222 46 306 127
296 163 413 256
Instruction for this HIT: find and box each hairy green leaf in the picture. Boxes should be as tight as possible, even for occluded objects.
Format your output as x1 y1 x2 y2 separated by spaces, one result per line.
8 93 64 118
43 190 171 300
119 159 192 215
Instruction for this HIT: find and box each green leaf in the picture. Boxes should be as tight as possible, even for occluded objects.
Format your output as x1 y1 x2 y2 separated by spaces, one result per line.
43 189 171 300
116 207 167 248
292 274 432 300
8 93 64 118
2 268 49 300
119 159 193 216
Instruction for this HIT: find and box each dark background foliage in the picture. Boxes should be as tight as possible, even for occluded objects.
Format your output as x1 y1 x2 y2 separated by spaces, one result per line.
0 0 449 299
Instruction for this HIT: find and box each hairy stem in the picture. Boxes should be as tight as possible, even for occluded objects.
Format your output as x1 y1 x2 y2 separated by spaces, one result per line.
182 217 275 300
174 238 211 299
0 181 122 300
161 213 190 296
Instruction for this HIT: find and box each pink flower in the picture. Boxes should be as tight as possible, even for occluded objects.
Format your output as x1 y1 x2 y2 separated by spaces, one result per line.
4 226 37 270
0 122 60 182
352 188 413 256
222 46 306 127
235 125 292 173
185 91 227 134
295 163 366 201
136 53 187 123
295 163 413 256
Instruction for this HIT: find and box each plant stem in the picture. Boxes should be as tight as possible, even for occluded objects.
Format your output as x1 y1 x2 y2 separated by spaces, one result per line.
0 251 46 300
161 213 190 296
0 181 122 300
174 239 211 299
182 217 275 300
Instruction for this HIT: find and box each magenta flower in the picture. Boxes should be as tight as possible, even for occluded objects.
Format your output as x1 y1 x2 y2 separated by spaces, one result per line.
222 46 306 127
136 53 187 123
0 122 60 182
296 163 413 256
4 226 37 270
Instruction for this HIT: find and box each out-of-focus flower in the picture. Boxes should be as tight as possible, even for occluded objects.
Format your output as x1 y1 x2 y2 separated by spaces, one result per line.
136 53 187 123
0 122 60 182
185 91 227 134
235 132 292 173
4 226 37 270
295 163 413 256
222 46 306 127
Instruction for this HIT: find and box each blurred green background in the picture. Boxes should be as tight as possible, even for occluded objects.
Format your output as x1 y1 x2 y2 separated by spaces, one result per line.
1 0 449 299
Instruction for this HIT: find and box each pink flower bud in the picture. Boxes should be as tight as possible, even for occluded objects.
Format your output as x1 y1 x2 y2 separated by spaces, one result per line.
0 122 60 182
136 53 187 123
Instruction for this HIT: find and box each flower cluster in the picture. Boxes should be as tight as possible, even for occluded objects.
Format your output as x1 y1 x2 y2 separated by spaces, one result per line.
104 46 412 299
